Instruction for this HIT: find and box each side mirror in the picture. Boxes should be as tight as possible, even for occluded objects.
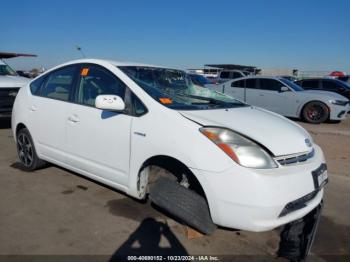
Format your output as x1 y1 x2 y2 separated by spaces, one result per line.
280 86 290 92
95 95 125 111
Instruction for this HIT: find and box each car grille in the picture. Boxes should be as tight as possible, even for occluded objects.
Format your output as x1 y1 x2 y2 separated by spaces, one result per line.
0 88 20 110
0 88 20 97
275 148 315 166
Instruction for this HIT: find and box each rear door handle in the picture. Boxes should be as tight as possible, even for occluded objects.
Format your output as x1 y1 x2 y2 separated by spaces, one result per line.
29 105 37 112
68 115 80 123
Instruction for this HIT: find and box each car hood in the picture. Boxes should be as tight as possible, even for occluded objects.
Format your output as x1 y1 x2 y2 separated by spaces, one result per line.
0 75 30 88
180 106 313 156
301 90 349 101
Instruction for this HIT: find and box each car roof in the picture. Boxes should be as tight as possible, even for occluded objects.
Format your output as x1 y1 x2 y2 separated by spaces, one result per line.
231 75 283 81
188 73 204 76
299 78 340 81
54 58 175 70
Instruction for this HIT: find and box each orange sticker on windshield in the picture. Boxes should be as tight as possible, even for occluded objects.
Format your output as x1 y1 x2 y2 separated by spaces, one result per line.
81 68 89 76
159 98 173 104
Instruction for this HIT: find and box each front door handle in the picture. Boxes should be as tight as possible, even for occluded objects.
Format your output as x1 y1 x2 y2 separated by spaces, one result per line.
68 115 80 123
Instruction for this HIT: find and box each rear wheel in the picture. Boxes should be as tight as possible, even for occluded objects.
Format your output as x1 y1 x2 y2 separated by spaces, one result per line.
16 128 46 171
302 101 329 124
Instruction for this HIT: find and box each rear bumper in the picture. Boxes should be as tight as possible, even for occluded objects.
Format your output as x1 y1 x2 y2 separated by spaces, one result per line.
191 144 326 232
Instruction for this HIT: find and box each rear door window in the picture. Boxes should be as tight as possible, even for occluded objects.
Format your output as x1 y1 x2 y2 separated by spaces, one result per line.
259 79 283 91
41 65 78 101
299 80 320 89
245 79 258 89
322 80 341 91
231 79 245 88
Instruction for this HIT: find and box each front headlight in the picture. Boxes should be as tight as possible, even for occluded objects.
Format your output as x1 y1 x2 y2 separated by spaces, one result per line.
330 100 349 106
200 127 278 169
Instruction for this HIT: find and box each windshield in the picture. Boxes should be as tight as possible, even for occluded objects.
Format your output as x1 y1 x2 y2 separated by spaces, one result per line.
280 78 304 91
119 66 246 110
0 64 17 76
334 79 350 89
189 74 212 86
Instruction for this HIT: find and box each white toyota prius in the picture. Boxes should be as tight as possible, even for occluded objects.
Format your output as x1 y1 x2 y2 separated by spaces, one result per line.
12 59 327 240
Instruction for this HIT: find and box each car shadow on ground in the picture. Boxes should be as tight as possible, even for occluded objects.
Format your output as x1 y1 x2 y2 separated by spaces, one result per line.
0 118 11 129
110 217 188 261
10 160 138 198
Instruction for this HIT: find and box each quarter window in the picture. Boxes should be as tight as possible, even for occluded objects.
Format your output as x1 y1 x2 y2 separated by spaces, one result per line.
41 66 77 101
30 75 46 95
245 79 258 89
131 93 147 116
76 65 126 107
231 80 246 88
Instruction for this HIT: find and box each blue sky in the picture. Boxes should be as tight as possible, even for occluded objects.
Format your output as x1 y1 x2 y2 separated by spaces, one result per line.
2 0 349 72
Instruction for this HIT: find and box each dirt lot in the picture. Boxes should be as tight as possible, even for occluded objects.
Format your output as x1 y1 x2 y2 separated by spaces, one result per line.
0 117 349 260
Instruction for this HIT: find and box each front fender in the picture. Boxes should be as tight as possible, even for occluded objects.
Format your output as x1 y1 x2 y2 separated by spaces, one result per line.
126 110 233 198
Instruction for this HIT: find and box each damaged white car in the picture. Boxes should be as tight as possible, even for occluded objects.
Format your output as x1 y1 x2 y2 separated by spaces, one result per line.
12 59 327 260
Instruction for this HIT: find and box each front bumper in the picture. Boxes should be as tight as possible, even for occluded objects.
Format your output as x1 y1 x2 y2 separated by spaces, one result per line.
0 105 13 118
330 104 350 120
0 110 12 118
0 88 19 118
191 144 326 232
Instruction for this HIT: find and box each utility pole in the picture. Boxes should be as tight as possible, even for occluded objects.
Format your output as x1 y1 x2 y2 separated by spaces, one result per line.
76 45 86 58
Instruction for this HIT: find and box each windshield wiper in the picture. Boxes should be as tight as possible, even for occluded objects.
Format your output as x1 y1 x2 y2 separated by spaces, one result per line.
186 95 226 105
183 94 244 107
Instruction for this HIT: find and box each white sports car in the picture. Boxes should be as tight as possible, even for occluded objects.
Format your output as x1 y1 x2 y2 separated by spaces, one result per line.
211 76 350 123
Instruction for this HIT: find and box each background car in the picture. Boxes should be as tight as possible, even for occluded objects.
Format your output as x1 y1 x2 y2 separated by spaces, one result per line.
216 70 250 83
296 78 350 100
0 60 30 118
16 70 31 78
337 75 350 83
211 76 350 123
279 75 298 82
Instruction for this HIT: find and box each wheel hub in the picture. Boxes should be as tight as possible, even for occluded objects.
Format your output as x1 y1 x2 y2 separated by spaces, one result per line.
17 133 33 167
307 105 324 121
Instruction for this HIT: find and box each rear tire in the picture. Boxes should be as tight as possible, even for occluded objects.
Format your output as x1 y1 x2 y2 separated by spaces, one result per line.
149 178 217 235
302 101 329 124
16 128 46 171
